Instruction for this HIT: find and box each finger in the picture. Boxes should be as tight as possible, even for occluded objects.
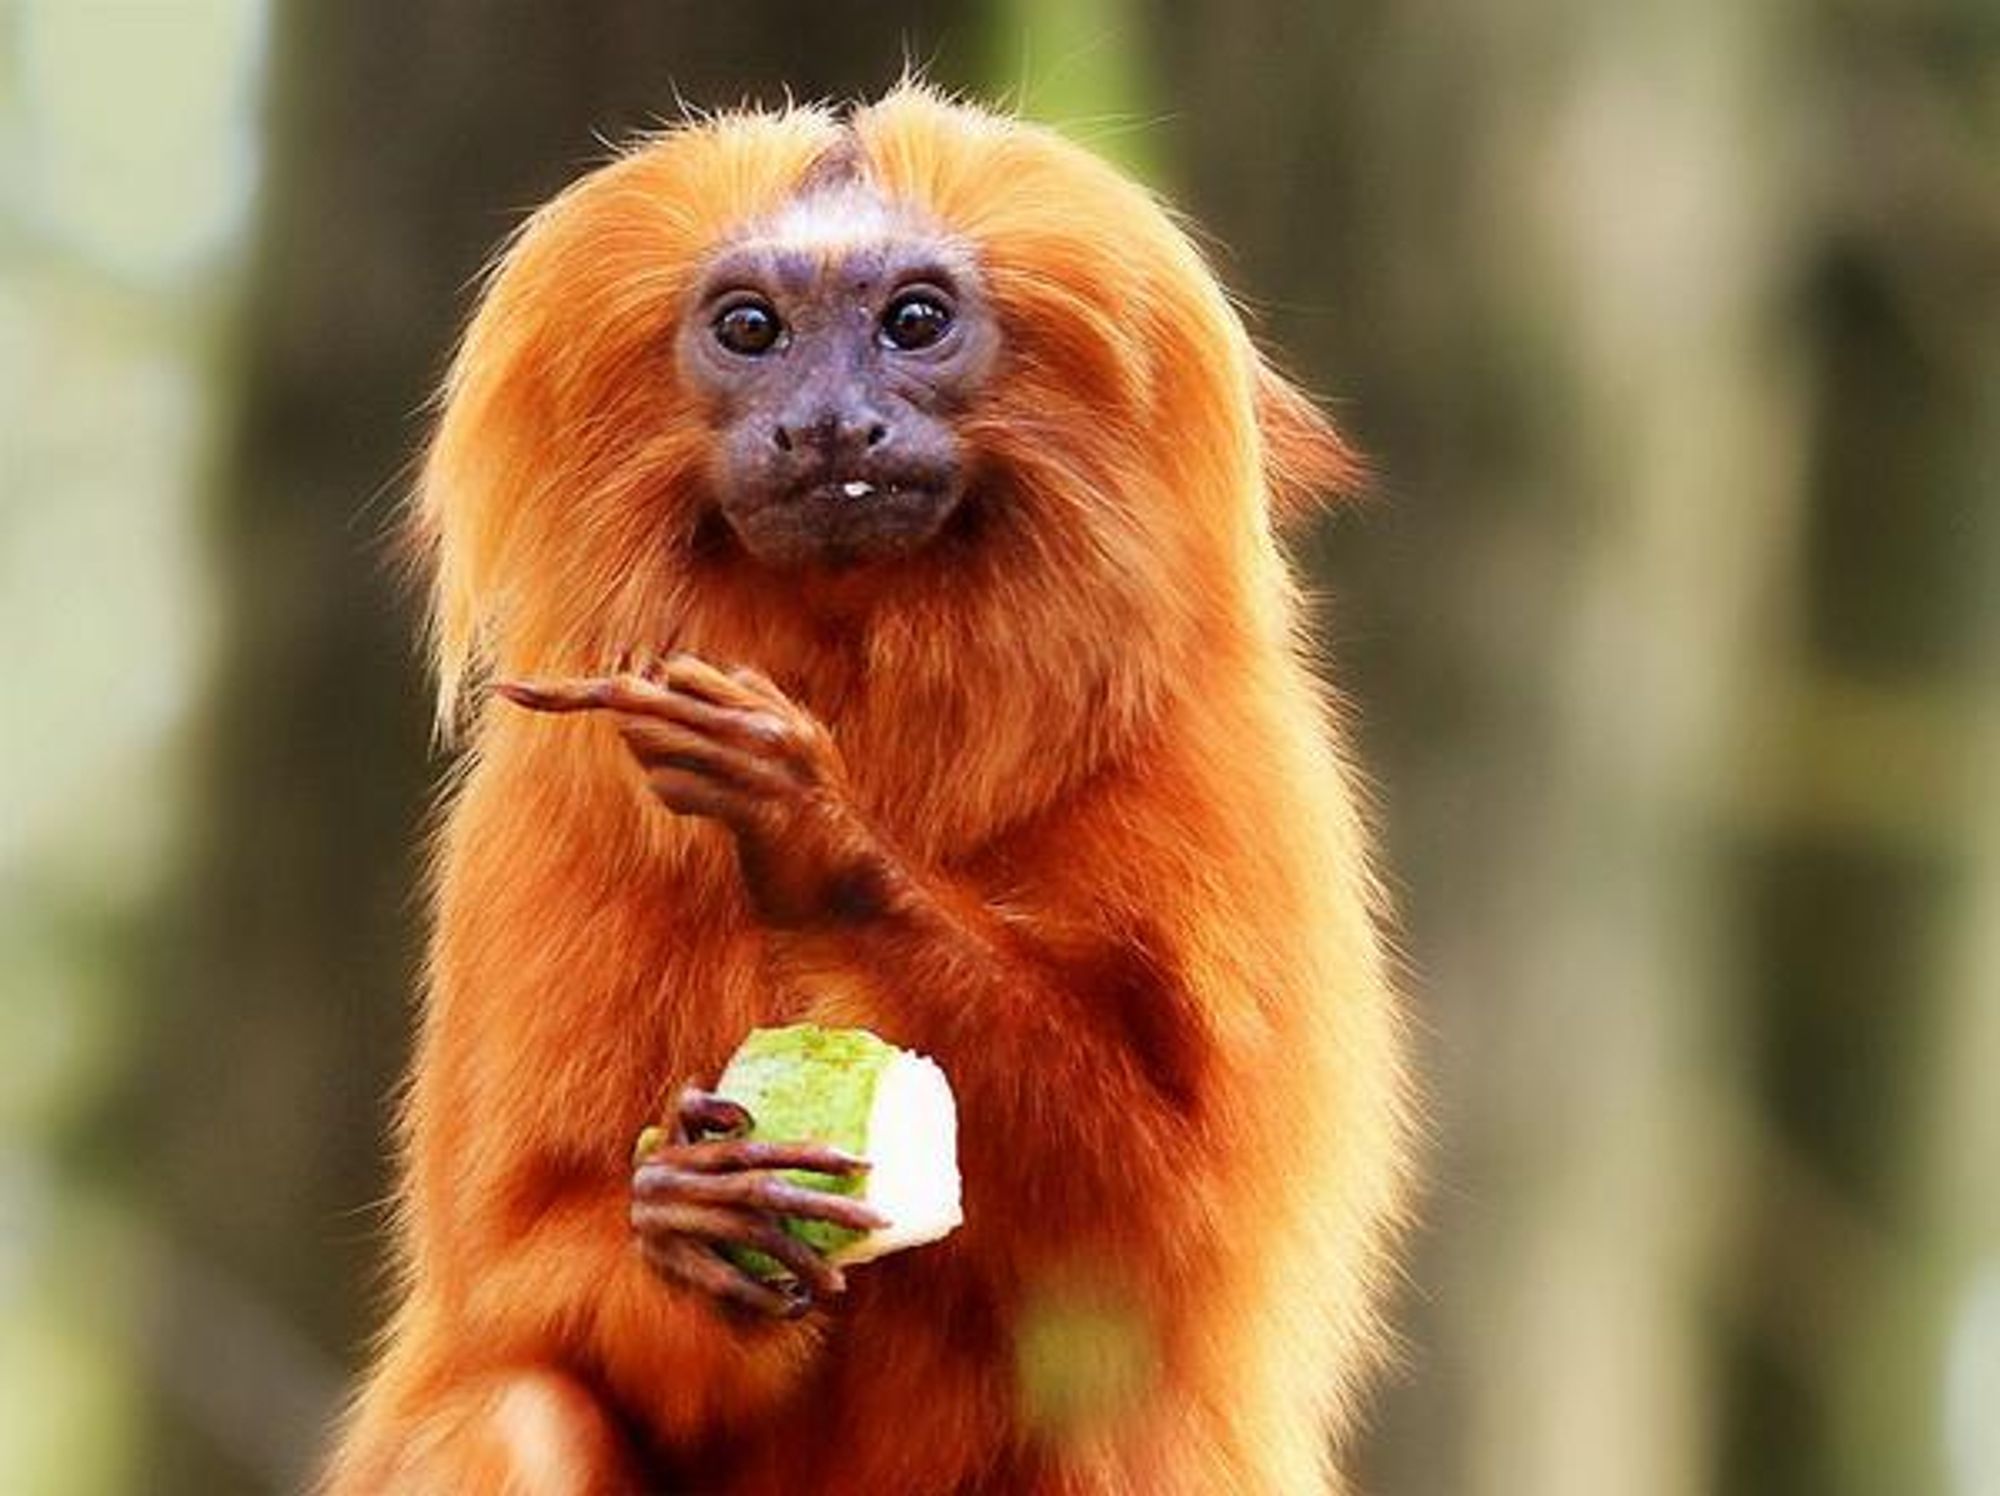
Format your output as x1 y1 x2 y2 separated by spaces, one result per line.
626 691 802 760
659 654 777 711
677 1088 753 1137
647 1230 819 1315
502 668 828 789
726 665 801 719
618 720 796 795
641 1237 804 1318
729 1220 846 1300
659 1138 871 1176
493 675 674 718
633 1202 847 1299
493 678 593 713
642 1168 890 1232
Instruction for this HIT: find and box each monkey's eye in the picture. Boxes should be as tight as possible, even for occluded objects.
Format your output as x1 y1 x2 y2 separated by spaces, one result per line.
713 298 784 357
880 292 953 352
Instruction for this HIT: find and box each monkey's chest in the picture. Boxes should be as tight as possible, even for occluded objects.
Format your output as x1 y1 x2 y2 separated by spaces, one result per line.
693 1259 1026 1494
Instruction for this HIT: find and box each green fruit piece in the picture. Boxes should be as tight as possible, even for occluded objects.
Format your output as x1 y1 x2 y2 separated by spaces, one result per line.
712 1024 961 1281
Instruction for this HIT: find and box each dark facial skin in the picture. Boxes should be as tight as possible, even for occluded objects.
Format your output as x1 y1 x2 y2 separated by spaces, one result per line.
677 201 1000 570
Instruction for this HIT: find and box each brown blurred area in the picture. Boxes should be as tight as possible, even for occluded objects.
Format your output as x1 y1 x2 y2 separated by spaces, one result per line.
3 1 1996 1492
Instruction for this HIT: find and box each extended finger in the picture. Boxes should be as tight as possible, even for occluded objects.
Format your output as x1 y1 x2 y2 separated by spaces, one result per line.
493 674 673 718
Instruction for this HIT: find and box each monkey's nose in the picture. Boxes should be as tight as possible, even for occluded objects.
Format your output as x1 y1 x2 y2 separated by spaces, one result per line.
771 408 890 459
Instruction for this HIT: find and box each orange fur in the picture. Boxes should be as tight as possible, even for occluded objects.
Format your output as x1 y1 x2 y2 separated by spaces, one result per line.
326 85 1409 1494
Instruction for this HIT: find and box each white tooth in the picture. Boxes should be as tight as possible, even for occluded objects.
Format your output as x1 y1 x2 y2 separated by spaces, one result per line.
841 480 874 499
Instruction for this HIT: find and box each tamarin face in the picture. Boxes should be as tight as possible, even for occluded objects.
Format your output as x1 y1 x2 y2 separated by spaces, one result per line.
417 88 1353 731
677 186 1000 570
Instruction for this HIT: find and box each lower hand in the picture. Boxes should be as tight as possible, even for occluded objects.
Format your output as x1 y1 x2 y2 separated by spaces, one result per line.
629 1085 884 1320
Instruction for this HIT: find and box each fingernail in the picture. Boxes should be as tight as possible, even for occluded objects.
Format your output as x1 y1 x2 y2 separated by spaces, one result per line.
632 1125 666 1165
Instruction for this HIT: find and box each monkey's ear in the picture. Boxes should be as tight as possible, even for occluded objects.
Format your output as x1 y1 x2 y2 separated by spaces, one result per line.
1255 361 1365 526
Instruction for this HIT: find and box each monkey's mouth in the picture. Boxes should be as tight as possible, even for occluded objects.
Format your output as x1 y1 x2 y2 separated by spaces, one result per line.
717 465 966 570
790 474 942 507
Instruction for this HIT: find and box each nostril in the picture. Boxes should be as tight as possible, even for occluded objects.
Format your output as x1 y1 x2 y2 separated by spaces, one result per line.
772 426 793 453
865 423 888 448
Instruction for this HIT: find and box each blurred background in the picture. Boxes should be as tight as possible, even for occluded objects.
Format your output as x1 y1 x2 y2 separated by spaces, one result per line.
4 0 1997 1491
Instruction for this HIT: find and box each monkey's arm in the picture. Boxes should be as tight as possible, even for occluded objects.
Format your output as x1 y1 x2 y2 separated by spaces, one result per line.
499 660 1224 1210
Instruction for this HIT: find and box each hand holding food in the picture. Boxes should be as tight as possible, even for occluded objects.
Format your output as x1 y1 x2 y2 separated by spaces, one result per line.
631 1026 961 1318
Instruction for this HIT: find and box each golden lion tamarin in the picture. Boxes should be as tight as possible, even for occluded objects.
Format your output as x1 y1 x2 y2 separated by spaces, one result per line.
325 85 1409 1494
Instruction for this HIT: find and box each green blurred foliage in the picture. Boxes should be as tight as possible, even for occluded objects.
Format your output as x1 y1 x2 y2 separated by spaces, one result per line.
1014 1281 1158 1443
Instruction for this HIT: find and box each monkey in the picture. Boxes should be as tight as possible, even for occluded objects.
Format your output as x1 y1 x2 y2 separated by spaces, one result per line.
324 85 1410 1494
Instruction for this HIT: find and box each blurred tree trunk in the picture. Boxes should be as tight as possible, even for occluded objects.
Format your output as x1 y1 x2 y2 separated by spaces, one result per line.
133 5 981 1491
1727 6 2000 1492
1148 3 1807 1493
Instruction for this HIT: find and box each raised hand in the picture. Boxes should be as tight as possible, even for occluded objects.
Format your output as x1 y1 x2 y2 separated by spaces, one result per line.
496 654 896 928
